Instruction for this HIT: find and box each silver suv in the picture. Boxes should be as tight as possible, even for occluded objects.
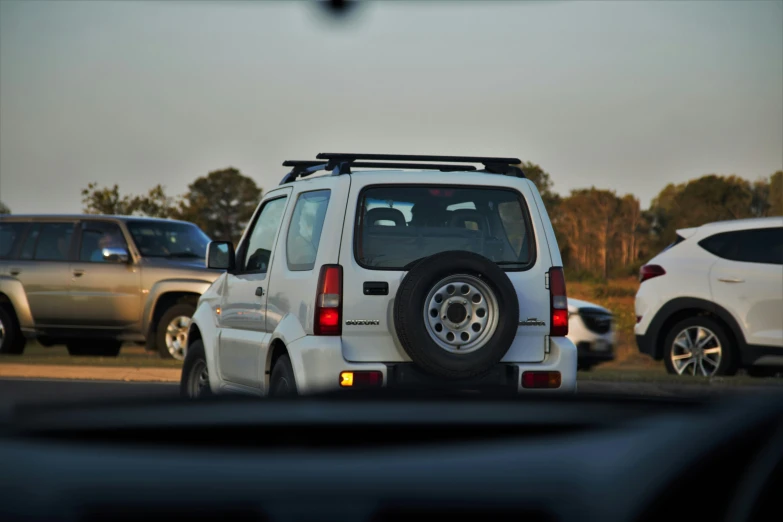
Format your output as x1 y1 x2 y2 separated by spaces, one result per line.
182 153 577 397
0 215 220 359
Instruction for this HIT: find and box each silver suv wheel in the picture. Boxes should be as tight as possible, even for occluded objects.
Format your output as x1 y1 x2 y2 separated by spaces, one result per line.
423 274 499 354
165 315 191 361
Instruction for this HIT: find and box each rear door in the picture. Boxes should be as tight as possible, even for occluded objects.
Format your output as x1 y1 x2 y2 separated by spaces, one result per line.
705 225 783 348
10 221 76 326
338 174 550 363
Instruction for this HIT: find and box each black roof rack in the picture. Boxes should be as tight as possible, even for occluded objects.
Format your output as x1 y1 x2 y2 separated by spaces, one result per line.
279 153 524 185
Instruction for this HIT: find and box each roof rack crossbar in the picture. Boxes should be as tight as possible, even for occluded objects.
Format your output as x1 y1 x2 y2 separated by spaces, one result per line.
315 153 521 164
280 161 329 184
279 154 525 185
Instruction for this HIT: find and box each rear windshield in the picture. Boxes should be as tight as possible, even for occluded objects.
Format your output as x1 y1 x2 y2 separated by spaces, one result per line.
355 186 534 270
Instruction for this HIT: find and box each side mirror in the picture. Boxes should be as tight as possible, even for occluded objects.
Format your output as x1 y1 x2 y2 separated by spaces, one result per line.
207 241 235 271
102 247 130 263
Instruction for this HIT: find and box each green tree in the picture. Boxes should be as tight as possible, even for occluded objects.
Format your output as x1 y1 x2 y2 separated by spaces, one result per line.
518 161 561 211
750 177 771 217
81 183 177 217
0 201 10 214
81 183 136 215
648 175 755 247
177 168 262 243
769 170 783 216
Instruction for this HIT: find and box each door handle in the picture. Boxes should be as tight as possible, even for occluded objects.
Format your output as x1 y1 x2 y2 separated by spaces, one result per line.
718 277 744 283
9 268 21 276
73 269 85 277
255 286 264 297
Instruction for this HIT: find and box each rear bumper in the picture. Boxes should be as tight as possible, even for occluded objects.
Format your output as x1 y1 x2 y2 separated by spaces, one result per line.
286 335 577 394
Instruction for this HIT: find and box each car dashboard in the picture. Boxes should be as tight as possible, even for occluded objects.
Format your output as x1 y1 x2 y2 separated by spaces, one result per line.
0 390 781 522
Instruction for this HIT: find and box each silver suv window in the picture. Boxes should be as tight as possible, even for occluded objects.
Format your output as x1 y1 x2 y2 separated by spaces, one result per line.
79 222 127 262
0 222 26 258
356 186 534 270
27 223 75 261
287 190 331 272
126 220 210 259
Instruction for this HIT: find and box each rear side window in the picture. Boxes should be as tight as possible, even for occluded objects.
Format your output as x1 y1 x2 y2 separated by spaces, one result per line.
699 227 783 265
20 224 40 260
0 223 27 259
356 186 534 270
287 190 330 271
29 223 75 261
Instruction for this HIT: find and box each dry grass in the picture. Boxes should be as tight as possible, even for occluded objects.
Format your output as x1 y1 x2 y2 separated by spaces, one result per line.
0 343 181 368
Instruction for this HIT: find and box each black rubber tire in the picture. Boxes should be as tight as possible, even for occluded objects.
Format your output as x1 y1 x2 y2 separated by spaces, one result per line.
180 340 212 398
269 354 297 396
0 306 26 355
156 303 196 359
663 316 737 376
393 251 519 380
578 364 594 372
66 340 122 357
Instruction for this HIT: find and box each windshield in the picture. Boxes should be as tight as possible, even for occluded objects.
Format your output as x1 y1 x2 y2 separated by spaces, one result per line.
357 186 533 269
1 0 783 446
126 220 211 259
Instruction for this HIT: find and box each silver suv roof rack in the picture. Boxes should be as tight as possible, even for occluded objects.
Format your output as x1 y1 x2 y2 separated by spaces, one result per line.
279 153 524 185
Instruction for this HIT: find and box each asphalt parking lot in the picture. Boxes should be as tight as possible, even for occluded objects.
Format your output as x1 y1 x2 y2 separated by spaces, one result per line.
2 375 782 425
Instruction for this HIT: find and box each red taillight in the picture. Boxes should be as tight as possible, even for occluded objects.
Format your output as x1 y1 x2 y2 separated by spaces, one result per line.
640 264 666 283
549 267 568 336
522 371 562 389
314 264 342 335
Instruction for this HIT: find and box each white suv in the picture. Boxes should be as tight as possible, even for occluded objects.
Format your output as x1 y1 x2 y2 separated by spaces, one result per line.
635 217 783 377
180 153 577 397
567 298 615 370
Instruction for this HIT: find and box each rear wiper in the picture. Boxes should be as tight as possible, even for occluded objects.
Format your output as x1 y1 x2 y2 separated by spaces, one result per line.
164 252 203 259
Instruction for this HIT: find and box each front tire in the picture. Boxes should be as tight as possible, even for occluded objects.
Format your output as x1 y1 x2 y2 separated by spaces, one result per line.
180 340 212 398
156 303 196 360
269 354 297 397
663 317 737 377
0 306 26 355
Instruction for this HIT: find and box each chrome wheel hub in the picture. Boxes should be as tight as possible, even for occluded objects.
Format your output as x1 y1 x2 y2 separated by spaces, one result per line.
671 326 722 376
165 315 191 361
424 274 499 354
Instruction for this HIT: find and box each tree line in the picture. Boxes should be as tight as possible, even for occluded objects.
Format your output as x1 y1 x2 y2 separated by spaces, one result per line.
526 163 782 280
78 168 261 244
2 164 780 280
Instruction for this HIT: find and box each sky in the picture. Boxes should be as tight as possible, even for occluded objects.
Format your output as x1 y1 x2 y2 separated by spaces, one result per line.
1 0 781 214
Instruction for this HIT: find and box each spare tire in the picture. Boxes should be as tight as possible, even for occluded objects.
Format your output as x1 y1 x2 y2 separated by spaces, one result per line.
393 251 519 379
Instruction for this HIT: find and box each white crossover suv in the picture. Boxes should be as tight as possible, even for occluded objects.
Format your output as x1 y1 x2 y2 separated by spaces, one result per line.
567 298 615 370
180 153 577 397
635 217 783 377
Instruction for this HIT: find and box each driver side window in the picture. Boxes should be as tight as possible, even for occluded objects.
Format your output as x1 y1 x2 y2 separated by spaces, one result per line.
242 196 288 274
